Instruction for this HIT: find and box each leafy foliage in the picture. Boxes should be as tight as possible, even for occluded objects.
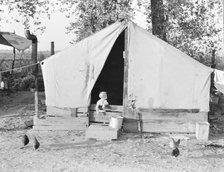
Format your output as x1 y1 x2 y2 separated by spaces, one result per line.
0 0 223 67
164 0 222 65
12 72 35 91
1 0 133 41
3 0 51 32
138 0 222 66
58 0 134 42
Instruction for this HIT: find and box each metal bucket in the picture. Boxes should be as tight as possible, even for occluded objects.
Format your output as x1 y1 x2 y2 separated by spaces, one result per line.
109 116 123 130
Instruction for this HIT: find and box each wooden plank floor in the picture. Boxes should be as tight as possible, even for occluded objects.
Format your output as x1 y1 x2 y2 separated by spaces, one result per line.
33 116 89 130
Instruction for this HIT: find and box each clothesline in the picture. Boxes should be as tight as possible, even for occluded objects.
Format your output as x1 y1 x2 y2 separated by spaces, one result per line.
0 62 40 74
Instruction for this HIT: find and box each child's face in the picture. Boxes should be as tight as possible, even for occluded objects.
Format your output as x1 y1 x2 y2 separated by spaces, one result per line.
100 92 107 99
102 94 107 100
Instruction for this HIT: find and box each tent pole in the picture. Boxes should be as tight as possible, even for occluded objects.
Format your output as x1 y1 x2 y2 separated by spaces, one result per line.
25 30 39 118
51 41 55 55
11 47 16 74
8 47 16 94
11 30 16 74
210 50 216 94
123 28 128 117
210 50 216 115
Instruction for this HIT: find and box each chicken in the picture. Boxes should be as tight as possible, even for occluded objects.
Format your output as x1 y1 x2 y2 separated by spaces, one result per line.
169 137 180 157
21 134 29 148
172 148 180 157
33 136 40 150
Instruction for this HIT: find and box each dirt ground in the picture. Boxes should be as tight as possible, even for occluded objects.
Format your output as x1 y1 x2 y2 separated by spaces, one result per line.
1 91 224 172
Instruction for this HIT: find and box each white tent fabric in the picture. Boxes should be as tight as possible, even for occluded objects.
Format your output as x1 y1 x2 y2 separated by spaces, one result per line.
41 21 212 112
41 22 126 108
214 69 224 94
127 23 212 111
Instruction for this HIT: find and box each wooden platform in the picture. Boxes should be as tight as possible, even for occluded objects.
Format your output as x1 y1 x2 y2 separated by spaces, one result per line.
33 106 89 130
85 124 119 140
141 111 207 133
33 116 89 130
46 106 88 117
36 105 208 133
123 110 208 133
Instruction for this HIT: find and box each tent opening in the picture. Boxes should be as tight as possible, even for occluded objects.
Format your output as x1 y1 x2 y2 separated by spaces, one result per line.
91 30 125 105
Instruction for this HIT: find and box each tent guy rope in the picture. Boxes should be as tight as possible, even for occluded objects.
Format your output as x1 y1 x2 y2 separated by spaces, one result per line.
0 61 40 74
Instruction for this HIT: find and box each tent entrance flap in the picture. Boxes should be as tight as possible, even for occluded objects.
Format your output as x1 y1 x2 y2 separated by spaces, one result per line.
91 30 125 106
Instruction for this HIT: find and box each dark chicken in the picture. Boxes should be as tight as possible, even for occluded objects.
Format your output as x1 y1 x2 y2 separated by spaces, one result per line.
172 148 180 157
21 134 29 148
169 138 180 157
33 136 40 150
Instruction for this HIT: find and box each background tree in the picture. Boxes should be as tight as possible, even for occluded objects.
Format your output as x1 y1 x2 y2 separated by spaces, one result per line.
2 0 52 32
151 0 167 41
58 0 134 42
138 0 222 67
1 0 133 42
165 0 222 64
0 0 223 68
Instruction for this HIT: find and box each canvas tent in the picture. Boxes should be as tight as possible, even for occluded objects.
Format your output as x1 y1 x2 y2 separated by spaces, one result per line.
41 21 212 111
39 21 213 132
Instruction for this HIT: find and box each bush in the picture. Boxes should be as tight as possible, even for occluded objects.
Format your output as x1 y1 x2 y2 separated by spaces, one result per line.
7 73 35 91
19 74 35 90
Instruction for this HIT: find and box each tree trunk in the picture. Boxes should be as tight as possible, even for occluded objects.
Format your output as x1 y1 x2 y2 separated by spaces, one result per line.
223 0 224 54
151 0 167 41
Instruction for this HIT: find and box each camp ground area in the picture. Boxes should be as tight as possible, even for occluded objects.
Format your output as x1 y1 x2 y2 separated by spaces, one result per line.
37 22 212 132
0 91 224 171
1 20 224 172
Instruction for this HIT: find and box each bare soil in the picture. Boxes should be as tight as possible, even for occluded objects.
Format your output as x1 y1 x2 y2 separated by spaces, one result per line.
0 91 224 172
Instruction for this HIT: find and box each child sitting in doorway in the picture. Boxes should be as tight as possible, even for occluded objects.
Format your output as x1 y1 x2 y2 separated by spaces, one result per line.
95 91 109 116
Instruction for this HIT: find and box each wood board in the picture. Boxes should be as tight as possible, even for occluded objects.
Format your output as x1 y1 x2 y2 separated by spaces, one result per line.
124 110 208 133
46 106 88 117
33 116 89 131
